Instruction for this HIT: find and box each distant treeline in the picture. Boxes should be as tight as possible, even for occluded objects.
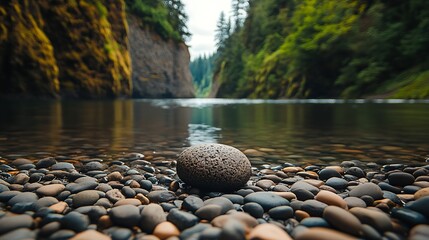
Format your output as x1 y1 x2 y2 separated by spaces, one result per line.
193 0 429 99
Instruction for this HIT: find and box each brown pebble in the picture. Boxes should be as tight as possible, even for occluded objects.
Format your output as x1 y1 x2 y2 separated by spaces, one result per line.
136 193 150 205
212 212 258 232
315 190 348 209
414 187 429 200
107 171 123 181
49 201 68 214
256 179 276 190
36 184 65 196
397 194 415 202
295 227 358 240
272 192 297 201
297 171 319 179
248 223 292 240
410 224 429 240
323 206 362 236
295 210 310 221
98 215 112 229
414 181 429 188
153 222 180 240
282 167 303 173
325 166 344 174
114 198 141 207
70 230 111 240
303 179 325 188
349 207 392 232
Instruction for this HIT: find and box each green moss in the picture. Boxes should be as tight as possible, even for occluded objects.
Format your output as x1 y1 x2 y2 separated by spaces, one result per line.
94 0 108 18
1 0 132 98
392 71 429 99
6 0 59 96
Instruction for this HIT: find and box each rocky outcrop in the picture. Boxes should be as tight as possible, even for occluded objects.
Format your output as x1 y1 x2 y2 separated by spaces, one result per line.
0 0 194 98
128 16 194 98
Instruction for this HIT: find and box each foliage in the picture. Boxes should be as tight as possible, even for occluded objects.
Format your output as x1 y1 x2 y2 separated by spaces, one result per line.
190 54 215 97
210 0 429 99
126 0 190 41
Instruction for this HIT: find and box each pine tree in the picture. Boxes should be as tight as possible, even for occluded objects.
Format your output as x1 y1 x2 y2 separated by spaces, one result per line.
231 0 247 29
215 11 231 51
164 0 191 41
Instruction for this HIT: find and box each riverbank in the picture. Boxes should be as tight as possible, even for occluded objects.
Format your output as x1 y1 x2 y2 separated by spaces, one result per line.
0 153 428 239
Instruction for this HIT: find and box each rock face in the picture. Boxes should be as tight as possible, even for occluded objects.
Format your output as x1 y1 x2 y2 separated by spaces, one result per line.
128 16 195 98
177 144 251 191
0 0 131 98
0 0 194 98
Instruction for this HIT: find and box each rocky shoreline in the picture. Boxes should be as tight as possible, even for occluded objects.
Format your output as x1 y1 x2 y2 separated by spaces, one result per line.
1 152 429 240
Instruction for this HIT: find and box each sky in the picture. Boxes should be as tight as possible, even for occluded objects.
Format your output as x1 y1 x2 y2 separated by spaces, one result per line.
182 0 232 59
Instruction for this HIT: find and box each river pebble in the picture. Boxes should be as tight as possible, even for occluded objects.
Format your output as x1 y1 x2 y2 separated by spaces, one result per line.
109 205 140 228
0 151 426 239
244 192 290 211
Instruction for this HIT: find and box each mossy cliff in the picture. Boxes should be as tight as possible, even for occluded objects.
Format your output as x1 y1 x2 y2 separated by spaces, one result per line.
0 0 194 98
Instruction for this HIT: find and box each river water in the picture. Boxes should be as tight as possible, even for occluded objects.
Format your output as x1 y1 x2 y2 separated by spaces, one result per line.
0 99 428 166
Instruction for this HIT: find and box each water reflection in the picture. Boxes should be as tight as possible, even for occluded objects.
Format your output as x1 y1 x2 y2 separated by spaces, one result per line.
187 124 221 145
0 99 427 164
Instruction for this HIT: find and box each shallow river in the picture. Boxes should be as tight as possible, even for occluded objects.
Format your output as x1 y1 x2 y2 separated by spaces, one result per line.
0 99 428 166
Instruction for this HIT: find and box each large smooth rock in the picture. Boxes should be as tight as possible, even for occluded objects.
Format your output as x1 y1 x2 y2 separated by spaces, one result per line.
70 230 111 240
248 223 293 240
349 207 392 232
153 221 180 239
301 200 328 217
182 195 204 212
36 184 65 196
323 206 362 236
61 212 90 232
315 190 348 209
72 190 100 208
140 203 166 233
388 172 415 187
109 205 140 228
348 183 383 200
295 227 358 240
0 215 33 234
244 192 290 211
167 208 199 230
176 144 251 191
8 192 39 206
407 196 429 218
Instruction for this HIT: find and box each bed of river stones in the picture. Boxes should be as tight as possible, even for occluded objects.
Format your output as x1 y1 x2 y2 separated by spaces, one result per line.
1 150 429 240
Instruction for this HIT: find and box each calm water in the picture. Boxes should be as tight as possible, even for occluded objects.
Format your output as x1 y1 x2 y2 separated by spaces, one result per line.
0 99 428 165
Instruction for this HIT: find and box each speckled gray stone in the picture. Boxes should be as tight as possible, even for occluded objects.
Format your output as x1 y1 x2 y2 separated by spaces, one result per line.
177 144 251 191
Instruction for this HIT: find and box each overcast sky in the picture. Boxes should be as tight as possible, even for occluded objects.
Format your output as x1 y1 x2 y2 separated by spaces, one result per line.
182 0 232 59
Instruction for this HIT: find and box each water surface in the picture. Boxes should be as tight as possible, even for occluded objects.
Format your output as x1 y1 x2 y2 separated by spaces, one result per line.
1 99 428 165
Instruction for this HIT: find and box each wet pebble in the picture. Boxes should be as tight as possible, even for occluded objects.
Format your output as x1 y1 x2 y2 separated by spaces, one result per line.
388 172 415 187
8 192 38 206
73 190 100 208
36 184 65 196
268 206 294 220
167 208 199 230
244 192 290 211
61 211 90 232
140 203 166 233
0 215 33 234
242 202 264 218
147 190 176 203
248 223 293 240
323 206 362 236
109 205 140 228
349 183 383 200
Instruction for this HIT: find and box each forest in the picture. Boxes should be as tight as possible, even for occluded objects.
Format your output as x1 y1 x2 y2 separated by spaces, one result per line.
192 0 429 99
